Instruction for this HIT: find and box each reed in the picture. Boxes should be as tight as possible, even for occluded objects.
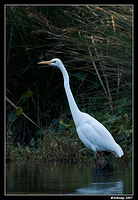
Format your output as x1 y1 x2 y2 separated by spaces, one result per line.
6 5 132 160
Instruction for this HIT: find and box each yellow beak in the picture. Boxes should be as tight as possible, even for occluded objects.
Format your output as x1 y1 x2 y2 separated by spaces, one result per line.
37 60 55 64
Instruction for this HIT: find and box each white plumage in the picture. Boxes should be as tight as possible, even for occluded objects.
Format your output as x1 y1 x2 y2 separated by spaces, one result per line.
38 58 124 171
77 112 123 157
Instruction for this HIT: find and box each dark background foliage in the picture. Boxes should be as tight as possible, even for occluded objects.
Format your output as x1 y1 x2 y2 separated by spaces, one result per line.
6 5 132 161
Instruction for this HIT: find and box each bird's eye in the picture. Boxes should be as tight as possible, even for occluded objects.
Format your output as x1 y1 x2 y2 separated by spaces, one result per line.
52 61 56 63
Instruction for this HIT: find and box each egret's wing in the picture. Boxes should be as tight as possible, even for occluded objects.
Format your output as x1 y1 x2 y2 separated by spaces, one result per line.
77 122 116 152
77 123 101 151
88 118 124 156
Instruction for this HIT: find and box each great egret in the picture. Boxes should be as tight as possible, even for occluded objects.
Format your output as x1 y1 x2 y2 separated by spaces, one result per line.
38 58 124 171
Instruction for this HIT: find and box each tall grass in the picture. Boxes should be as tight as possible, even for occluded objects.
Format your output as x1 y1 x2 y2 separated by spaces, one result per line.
6 5 132 161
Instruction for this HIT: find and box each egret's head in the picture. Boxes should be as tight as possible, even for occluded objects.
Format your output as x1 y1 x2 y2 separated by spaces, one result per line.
38 58 62 68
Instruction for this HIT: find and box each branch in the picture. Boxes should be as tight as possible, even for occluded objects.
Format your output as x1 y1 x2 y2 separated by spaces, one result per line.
6 97 41 129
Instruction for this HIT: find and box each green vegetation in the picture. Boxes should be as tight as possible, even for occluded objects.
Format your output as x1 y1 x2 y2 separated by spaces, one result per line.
6 5 132 162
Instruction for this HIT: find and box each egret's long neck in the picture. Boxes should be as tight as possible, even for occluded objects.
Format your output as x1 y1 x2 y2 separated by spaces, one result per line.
59 63 82 127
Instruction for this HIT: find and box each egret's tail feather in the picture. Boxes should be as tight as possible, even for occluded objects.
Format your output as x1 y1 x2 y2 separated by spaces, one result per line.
114 143 124 158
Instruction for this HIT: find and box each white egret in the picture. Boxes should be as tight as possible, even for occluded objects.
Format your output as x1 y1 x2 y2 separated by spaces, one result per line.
38 58 124 171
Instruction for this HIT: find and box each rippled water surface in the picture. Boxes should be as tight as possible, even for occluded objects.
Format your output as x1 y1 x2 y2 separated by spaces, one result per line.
6 160 132 195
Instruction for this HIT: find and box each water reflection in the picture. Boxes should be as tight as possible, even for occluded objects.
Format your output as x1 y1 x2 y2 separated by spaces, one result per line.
74 181 123 194
6 161 132 195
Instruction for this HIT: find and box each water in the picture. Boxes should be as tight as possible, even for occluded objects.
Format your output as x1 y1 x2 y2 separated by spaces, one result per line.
6 160 132 195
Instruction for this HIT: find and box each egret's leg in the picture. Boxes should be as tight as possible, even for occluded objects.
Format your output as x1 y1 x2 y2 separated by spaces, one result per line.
94 151 110 172
100 151 110 164
96 152 101 158
94 151 98 171
97 151 110 172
